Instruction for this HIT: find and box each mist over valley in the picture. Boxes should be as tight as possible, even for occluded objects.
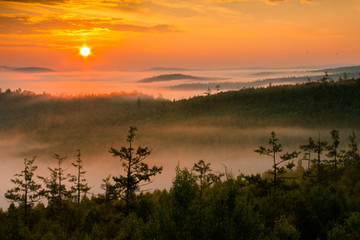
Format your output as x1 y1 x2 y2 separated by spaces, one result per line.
1 75 360 209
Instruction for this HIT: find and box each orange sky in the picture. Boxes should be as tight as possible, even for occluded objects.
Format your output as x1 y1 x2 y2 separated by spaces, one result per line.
0 0 360 70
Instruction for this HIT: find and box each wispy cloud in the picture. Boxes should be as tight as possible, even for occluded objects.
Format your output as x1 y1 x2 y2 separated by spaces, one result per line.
0 0 67 5
0 0 125 7
219 0 312 4
0 14 179 37
265 0 286 3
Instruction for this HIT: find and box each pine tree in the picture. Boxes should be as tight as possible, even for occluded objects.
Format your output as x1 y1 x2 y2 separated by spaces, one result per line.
109 126 163 213
5 157 42 225
254 131 299 186
314 134 328 185
192 160 223 197
38 154 69 209
326 130 341 182
69 150 90 205
342 131 360 169
300 137 316 169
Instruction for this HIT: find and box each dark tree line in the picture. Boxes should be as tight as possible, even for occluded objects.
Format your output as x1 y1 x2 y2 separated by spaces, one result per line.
2 127 360 239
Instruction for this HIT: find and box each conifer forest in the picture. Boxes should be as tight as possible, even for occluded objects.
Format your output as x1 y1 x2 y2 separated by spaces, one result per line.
1 77 360 239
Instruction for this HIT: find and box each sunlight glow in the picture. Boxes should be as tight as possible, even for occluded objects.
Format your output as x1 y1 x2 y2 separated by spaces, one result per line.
80 46 91 57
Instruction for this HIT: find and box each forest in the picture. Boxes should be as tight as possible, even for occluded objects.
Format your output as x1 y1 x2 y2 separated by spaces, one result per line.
1 76 360 239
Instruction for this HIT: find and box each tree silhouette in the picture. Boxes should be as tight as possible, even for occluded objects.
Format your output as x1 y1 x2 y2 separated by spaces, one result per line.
320 71 330 83
254 132 299 186
109 126 163 213
68 149 90 205
5 156 42 225
100 175 121 201
204 87 212 96
300 137 316 169
341 131 360 185
313 134 327 185
326 130 341 182
192 160 223 197
342 131 360 169
38 154 69 209
215 85 221 92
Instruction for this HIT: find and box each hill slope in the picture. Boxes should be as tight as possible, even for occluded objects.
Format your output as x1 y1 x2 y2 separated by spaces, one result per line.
1 79 360 155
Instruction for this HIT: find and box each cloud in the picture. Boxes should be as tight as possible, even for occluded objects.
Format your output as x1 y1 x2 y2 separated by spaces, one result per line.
260 0 313 4
0 0 126 6
265 0 313 3
0 0 148 11
0 14 180 37
0 0 67 5
220 0 312 4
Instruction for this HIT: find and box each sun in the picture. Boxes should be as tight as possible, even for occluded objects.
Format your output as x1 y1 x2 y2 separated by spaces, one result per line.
80 46 91 57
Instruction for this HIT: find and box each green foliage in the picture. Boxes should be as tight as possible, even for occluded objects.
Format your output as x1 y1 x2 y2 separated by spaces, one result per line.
5 157 42 204
171 166 198 211
109 126 163 212
327 212 360 240
38 154 70 208
272 215 301 240
255 132 299 186
192 159 223 196
300 137 316 169
4 80 360 239
326 130 341 182
342 132 360 172
302 134 328 185
1 153 360 240
5 156 42 225
116 213 145 240
1 203 31 240
100 175 120 202
68 149 90 205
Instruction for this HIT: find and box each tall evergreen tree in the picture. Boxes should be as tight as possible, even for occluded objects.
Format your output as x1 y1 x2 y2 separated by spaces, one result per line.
326 130 341 182
300 137 316 169
192 160 223 197
314 134 328 185
5 157 42 225
38 154 69 209
342 131 360 169
109 126 163 213
300 134 327 184
254 131 299 186
69 149 90 205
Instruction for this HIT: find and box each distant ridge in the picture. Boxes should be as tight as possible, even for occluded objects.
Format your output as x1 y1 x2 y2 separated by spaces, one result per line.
0 66 55 73
313 65 360 73
138 73 228 83
168 70 360 91
144 64 354 72
145 67 195 72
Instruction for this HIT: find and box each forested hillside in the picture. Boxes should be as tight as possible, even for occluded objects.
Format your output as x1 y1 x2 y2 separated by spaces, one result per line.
1 78 360 129
2 78 360 126
1 78 360 239
1 78 360 155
